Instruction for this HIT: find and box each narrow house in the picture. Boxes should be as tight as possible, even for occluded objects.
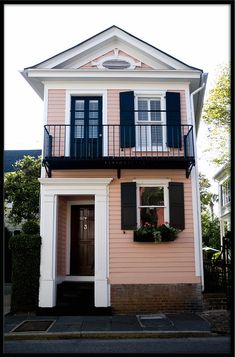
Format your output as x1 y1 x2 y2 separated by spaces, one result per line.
21 26 208 314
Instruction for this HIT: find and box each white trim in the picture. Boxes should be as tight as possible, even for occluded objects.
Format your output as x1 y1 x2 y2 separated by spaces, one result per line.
65 89 108 156
134 91 167 152
29 27 198 71
66 200 95 276
45 82 190 91
41 86 49 178
38 178 113 308
27 69 202 80
135 180 170 227
94 54 140 70
65 276 94 282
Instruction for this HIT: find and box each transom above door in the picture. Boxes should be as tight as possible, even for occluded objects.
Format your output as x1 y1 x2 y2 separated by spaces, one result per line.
70 96 102 158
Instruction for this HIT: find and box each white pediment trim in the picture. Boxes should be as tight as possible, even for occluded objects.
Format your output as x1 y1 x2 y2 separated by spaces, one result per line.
27 26 200 72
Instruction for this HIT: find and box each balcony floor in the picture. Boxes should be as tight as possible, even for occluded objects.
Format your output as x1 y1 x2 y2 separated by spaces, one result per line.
43 156 195 178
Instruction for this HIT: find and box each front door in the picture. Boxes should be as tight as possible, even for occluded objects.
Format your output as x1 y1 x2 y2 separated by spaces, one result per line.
70 96 102 158
70 205 94 276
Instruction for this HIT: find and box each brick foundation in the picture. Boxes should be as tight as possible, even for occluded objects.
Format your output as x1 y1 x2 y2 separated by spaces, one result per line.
111 284 203 314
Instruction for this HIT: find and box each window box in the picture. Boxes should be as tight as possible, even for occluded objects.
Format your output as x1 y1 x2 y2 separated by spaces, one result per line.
133 223 180 243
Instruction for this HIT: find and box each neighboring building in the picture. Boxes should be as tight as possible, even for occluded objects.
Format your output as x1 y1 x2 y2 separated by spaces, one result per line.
21 26 208 313
214 164 231 242
4 149 42 234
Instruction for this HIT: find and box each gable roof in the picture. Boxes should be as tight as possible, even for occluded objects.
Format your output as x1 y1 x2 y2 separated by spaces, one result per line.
25 25 203 72
21 25 207 126
4 150 42 173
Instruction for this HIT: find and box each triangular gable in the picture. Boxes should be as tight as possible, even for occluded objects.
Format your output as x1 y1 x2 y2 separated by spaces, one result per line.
78 49 154 70
25 25 202 72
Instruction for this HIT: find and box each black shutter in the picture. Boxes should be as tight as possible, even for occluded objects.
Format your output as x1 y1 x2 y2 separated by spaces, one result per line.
121 182 137 230
169 182 185 230
120 91 135 148
166 92 182 148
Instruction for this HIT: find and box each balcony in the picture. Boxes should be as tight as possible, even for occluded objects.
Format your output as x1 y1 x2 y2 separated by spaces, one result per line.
43 124 195 178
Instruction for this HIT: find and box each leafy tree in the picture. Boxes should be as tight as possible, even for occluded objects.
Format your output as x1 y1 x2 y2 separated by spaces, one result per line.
199 173 220 249
202 64 230 166
4 156 41 225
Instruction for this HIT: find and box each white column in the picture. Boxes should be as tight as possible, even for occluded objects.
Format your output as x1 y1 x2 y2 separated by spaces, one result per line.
38 189 58 307
94 192 109 307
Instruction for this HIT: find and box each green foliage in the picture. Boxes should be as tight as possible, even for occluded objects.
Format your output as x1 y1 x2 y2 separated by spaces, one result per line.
199 173 220 250
22 220 40 235
202 64 230 166
201 211 221 250
4 155 41 224
203 64 230 128
199 173 218 211
9 233 41 312
135 223 180 242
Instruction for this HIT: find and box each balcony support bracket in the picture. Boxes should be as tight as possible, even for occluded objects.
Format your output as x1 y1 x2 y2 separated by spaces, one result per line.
117 168 121 179
186 161 195 178
43 160 52 178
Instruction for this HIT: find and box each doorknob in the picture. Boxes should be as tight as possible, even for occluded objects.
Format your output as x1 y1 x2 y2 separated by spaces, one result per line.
99 134 102 137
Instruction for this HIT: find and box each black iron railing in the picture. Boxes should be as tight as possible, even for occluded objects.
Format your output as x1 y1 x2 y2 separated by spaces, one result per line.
44 124 194 160
203 231 231 308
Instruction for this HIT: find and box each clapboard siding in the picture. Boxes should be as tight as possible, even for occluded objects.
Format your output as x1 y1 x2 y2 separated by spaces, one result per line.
48 89 66 125
108 170 196 284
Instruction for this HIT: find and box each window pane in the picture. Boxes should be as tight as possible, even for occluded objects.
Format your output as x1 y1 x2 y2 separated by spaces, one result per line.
75 112 84 119
89 119 98 138
89 100 98 111
74 120 84 138
150 100 161 121
140 207 164 227
75 100 84 111
140 187 164 206
151 126 163 146
89 111 98 119
138 99 148 121
136 125 148 148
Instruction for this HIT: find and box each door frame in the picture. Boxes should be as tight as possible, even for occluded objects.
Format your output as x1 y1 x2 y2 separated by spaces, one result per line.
65 90 108 157
66 200 95 281
70 96 103 158
38 178 112 308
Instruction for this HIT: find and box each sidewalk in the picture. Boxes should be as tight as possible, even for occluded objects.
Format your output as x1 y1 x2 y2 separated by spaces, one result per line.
4 284 230 340
5 312 219 340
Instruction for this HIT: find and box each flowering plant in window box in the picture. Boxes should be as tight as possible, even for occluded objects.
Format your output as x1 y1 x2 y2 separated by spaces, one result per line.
134 222 180 243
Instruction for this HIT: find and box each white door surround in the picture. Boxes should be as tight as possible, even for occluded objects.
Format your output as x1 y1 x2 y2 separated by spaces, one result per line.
38 177 113 308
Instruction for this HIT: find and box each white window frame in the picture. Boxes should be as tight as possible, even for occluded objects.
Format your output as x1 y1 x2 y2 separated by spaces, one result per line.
136 180 169 228
221 178 231 207
134 91 167 151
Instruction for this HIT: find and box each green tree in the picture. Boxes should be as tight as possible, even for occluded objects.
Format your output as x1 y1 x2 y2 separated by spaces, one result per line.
199 173 220 249
4 156 41 225
202 64 230 166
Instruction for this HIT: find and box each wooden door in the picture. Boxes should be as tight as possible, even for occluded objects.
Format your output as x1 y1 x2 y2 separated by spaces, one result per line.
70 205 94 276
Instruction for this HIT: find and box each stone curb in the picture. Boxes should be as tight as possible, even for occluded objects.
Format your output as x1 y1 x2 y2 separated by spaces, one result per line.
4 330 218 341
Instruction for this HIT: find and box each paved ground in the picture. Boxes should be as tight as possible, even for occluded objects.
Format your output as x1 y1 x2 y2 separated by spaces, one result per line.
4 284 231 341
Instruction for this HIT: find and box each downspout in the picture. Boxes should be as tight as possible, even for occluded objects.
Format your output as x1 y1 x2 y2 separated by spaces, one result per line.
190 75 206 291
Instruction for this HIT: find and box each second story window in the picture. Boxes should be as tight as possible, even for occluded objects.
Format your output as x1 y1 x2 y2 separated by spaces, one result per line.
135 95 166 150
221 179 231 207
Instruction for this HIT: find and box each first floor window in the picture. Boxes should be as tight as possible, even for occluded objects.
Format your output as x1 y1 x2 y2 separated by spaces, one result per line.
138 186 167 227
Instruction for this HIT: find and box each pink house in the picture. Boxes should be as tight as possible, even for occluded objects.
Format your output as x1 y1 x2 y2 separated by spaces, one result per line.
21 26 208 314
